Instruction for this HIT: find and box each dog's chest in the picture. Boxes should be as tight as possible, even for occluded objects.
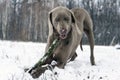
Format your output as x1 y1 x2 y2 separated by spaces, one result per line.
53 39 71 52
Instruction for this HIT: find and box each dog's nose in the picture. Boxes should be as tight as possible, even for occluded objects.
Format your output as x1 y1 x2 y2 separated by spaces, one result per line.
60 28 67 34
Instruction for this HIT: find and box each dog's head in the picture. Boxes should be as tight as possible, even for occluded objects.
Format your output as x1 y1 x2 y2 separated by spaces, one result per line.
48 6 76 39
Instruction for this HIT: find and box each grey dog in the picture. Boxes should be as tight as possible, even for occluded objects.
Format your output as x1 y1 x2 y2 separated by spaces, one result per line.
45 6 95 68
30 6 95 78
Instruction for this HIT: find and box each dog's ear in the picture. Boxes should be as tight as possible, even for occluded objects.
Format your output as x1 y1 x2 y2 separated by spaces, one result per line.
48 11 53 36
70 11 76 23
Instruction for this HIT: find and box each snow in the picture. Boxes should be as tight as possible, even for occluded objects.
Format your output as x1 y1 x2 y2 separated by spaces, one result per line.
0 40 120 80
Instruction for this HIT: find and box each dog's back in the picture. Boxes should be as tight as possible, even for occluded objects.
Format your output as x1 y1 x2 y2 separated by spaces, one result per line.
71 8 93 32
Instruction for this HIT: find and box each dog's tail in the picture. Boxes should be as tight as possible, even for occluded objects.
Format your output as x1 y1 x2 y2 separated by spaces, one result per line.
80 39 83 51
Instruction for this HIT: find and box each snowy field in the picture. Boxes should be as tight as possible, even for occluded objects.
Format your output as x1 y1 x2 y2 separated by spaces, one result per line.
0 40 120 80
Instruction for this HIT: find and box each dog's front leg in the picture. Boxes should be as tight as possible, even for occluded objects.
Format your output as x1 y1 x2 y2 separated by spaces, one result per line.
52 52 69 69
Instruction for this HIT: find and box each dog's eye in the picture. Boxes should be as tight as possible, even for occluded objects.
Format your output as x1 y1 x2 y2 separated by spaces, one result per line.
63 17 69 22
55 17 60 22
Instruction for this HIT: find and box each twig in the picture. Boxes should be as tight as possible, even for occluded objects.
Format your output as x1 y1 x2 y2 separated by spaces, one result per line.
27 38 60 76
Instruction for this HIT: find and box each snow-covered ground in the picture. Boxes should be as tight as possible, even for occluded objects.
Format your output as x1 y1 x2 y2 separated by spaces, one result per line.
0 40 120 80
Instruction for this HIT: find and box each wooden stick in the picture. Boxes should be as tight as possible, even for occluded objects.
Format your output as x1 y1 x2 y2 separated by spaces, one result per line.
28 38 60 74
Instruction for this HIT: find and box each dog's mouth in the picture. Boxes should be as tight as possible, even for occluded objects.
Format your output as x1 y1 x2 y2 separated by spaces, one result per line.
59 34 67 39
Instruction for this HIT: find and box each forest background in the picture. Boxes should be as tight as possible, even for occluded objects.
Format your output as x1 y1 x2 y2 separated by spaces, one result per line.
0 0 120 45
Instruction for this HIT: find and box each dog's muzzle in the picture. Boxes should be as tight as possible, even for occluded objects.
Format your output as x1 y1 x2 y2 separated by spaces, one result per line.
59 28 67 39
